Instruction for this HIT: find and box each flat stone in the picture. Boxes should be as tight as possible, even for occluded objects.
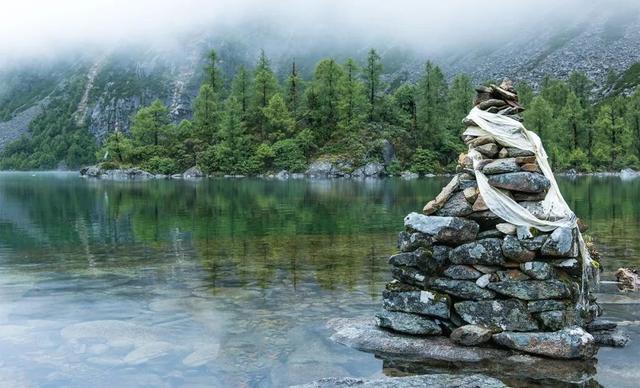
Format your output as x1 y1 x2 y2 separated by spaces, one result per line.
423 176 459 215
513 191 547 201
391 266 426 288
541 227 578 257
519 235 548 250
496 223 517 235
382 289 450 319
454 299 539 331
475 143 500 158
404 212 479 245
487 280 572 301
536 310 571 331
590 329 629 347
475 273 493 288
585 319 617 332
506 148 535 157
389 248 431 270
521 261 554 280
397 231 432 252
495 269 530 282
444 265 482 280
482 158 520 175
449 238 505 266
473 265 500 274
375 310 442 335
488 172 551 193
426 278 496 300
467 210 501 229
477 229 503 239
294 373 507 388
515 156 537 164
492 327 597 359
450 325 493 346
435 191 473 217
502 236 536 262
521 163 541 173
527 299 568 313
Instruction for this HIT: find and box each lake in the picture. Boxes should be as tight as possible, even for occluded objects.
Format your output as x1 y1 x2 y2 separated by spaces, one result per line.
0 172 638 387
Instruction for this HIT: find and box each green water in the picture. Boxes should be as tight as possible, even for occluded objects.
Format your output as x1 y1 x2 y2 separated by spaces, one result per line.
0 172 638 387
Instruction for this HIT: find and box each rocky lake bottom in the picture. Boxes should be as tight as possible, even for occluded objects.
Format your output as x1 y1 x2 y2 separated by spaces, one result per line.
0 172 639 387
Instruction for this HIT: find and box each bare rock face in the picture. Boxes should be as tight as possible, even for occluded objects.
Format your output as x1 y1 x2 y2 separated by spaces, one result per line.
492 327 597 359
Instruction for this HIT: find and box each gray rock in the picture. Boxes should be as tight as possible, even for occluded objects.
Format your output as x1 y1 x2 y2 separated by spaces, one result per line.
306 160 335 178
521 261 554 280
585 319 617 332
502 236 536 262
475 143 500 158
274 170 290 180
450 325 494 346
443 265 482 280
454 299 539 331
541 227 578 257
488 172 551 193
426 278 496 300
590 330 629 347
477 229 504 239
382 139 396 166
363 162 385 177
382 289 450 319
183 166 205 179
506 147 535 157
536 310 570 331
449 238 505 266
391 266 426 288
492 327 597 359
404 213 479 244
475 273 493 288
527 300 568 313
435 191 473 217
375 310 442 335
495 269 530 282
400 171 419 180
397 232 432 252
388 248 430 269
432 245 452 266
519 235 548 251
482 158 520 175
294 373 507 388
487 280 572 300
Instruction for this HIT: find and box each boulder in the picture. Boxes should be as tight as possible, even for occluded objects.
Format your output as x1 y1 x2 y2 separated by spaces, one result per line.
404 213 479 244
183 166 205 179
397 231 432 252
450 325 494 346
375 310 442 335
487 280 571 300
435 191 473 217
482 158 520 175
363 162 385 177
443 265 482 280
449 238 505 266
492 327 597 359
274 170 290 180
400 171 419 180
426 278 496 300
306 160 335 178
521 261 554 280
487 172 551 193
502 236 536 262
454 299 539 331
541 227 579 257
382 289 450 319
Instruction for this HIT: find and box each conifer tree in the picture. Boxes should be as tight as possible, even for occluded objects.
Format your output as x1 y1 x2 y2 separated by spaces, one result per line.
193 84 220 143
363 48 383 121
337 58 366 131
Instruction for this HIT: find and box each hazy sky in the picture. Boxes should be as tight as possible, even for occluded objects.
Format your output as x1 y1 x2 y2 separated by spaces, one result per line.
0 0 632 65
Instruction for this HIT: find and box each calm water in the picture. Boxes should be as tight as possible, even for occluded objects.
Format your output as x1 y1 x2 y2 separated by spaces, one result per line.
0 172 638 387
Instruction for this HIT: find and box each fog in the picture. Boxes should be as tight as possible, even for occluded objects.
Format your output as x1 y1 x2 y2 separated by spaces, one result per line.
0 0 637 67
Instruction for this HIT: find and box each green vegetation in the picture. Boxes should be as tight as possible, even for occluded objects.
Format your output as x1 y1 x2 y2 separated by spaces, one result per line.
2 49 640 174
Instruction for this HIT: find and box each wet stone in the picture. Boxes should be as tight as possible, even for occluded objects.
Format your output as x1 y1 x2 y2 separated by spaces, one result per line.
521 261 554 280
487 280 572 301
502 236 536 262
488 172 551 193
541 227 578 257
449 238 505 266
527 299 567 313
382 289 451 319
450 325 493 346
426 278 496 300
375 310 442 335
397 231 432 252
492 327 597 359
454 299 539 331
404 212 479 245
443 265 482 280
482 158 520 175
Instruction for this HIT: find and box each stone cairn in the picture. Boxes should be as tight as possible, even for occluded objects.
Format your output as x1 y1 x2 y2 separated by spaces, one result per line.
374 80 625 360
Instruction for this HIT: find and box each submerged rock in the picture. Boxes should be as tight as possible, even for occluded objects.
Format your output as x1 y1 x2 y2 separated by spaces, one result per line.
449 238 505 266
404 213 479 244
375 310 442 335
454 299 539 331
492 327 597 359
487 172 550 193
487 280 571 300
382 289 450 319
450 325 493 346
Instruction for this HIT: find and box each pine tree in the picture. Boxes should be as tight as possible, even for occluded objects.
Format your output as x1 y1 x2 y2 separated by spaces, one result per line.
231 65 252 117
285 60 303 118
416 61 448 148
363 49 383 121
131 100 171 147
193 84 220 143
337 58 366 131
252 50 279 139
559 91 585 151
262 93 294 141
313 58 344 143
205 49 223 95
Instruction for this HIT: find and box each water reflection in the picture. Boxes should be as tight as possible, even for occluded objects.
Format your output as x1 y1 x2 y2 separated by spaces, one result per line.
0 172 638 387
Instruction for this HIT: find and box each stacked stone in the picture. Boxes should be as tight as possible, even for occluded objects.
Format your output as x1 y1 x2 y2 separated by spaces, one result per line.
375 79 603 359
